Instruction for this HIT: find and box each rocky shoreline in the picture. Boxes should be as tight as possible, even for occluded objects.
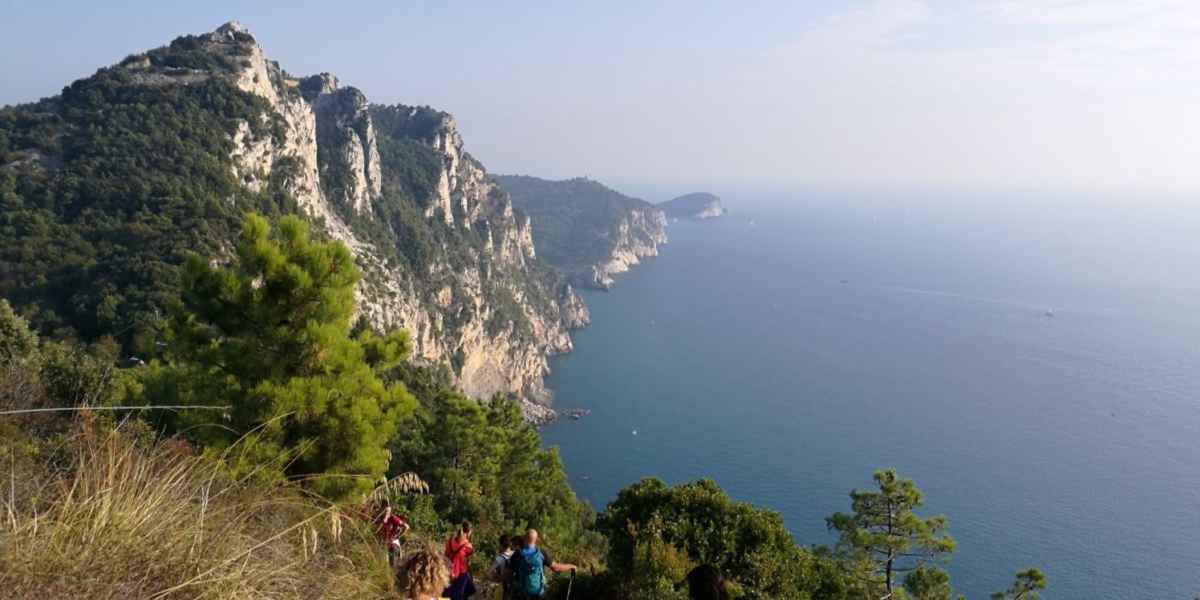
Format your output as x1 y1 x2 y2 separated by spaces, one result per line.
496 175 669 292
520 402 591 427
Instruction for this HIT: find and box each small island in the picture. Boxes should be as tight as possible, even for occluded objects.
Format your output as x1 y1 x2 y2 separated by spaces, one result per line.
658 191 726 220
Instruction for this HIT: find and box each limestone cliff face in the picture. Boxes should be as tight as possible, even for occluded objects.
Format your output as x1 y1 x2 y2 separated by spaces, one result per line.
496 175 668 290
214 23 360 247
191 22 587 405
426 115 492 227
306 75 383 216
586 207 667 289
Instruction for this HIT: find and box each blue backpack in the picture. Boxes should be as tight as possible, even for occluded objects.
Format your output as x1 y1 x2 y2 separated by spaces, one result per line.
513 546 545 596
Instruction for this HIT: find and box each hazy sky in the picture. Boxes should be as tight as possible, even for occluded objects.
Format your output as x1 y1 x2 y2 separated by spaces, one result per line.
2 1 1198 193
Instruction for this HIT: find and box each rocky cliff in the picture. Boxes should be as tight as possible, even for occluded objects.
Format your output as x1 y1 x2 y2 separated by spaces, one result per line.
495 175 668 289
659 192 726 220
0 21 588 410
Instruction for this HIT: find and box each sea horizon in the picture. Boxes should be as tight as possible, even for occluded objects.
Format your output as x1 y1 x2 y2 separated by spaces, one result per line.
543 189 1200 599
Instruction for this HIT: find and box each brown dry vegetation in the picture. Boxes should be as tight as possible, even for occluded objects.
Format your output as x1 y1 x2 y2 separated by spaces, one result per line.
0 419 395 600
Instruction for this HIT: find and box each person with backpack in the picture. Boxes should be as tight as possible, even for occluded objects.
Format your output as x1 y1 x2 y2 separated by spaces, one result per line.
443 521 476 600
487 534 516 600
505 529 577 600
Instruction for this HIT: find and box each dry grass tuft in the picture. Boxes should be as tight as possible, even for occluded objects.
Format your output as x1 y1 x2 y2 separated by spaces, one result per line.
0 422 394 600
367 471 429 505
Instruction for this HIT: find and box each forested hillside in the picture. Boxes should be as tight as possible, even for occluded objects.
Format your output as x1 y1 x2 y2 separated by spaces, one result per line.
496 175 667 289
0 22 586 411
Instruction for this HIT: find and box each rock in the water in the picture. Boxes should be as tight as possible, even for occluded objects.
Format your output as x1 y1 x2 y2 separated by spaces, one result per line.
561 408 591 421
521 400 559 426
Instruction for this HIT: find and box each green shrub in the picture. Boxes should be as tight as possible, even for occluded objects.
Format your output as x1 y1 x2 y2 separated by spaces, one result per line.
599 478 849 600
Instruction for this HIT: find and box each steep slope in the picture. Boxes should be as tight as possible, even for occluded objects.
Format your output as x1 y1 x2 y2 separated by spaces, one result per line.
496 175 667 289
659 191 726 220
0 21 587 409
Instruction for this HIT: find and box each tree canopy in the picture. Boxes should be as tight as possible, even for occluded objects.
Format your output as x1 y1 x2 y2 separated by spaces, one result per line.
137 213 413 500
0 66 285 349
386 363 605 574
599 478 852 600
991 568 1047 600
826 469 956 599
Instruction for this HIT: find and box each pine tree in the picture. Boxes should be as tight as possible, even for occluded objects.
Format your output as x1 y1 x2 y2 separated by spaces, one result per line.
0 299 37 367
903 564 962 600
826 469 956 599
990 568 1046 600
145 213 414 500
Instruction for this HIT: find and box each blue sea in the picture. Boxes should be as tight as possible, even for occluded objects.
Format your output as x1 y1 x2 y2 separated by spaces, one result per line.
541 190 1200 599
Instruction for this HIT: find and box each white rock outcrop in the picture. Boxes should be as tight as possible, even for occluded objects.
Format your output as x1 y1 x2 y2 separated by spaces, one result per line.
193 22 588 408
587 207 668 289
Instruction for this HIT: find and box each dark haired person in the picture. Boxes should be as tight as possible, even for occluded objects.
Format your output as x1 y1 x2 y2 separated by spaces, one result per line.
686 564 730 600
488 534 516 600
374 503 410 566
444 521 476 600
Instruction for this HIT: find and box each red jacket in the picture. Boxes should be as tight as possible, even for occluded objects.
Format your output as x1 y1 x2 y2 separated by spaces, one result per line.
375 514 407 543
444 535 474 578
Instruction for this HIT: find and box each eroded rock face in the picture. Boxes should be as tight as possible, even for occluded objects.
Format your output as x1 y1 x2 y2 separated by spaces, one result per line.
209 25 361 247
495 175 669 290
587 207 668 289
367 105 500 228
193 22 585 408
309 81 383 216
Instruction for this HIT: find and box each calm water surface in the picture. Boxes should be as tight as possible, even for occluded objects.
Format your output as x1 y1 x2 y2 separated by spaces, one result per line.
541 193 1200 599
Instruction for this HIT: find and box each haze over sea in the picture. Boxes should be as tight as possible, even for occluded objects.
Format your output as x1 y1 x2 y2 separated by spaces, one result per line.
542 190 1200 600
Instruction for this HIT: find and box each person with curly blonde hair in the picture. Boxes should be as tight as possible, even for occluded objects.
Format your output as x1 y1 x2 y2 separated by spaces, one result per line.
400 549 451 600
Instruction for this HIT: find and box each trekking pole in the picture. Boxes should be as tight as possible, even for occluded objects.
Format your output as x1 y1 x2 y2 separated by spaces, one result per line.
565 569 575 600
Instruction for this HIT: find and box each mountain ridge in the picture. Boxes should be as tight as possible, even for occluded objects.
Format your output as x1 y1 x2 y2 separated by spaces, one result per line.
0 21 586 415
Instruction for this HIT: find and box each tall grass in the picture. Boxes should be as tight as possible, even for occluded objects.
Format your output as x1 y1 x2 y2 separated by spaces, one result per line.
0 420 394 599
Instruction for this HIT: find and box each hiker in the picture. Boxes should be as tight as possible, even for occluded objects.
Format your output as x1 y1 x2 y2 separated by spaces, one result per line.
443 521 476 600
505 528 578 600
399 548 451 600
488 534 516 600
686 564 730 600
504 535 524 599
375 503 411 566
